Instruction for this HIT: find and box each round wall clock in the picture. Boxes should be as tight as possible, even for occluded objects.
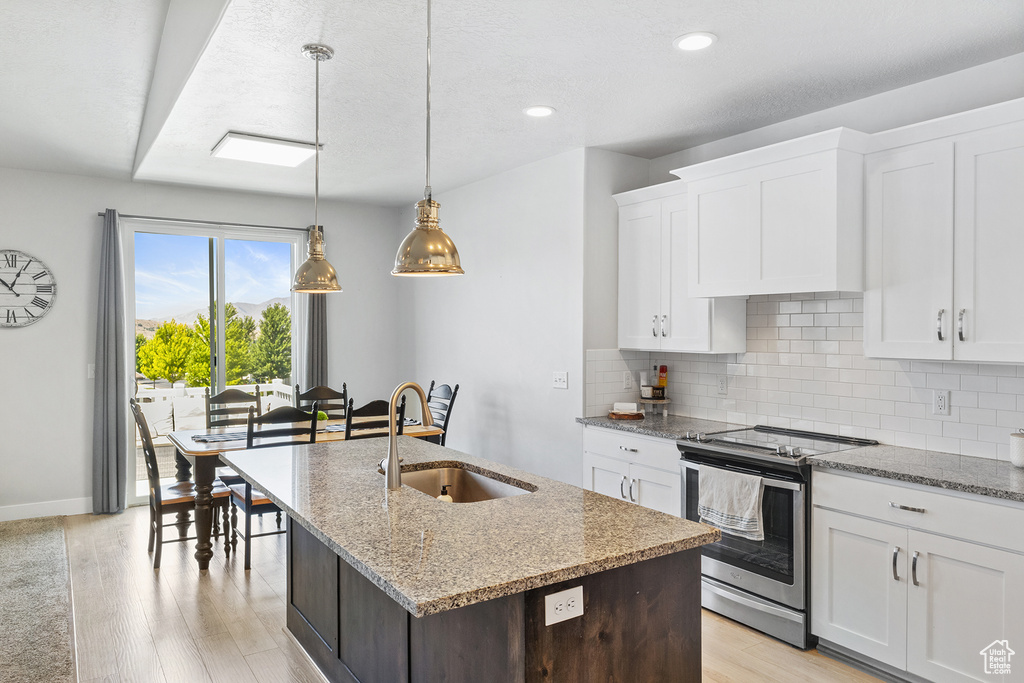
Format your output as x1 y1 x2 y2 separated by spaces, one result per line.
0 249 57 328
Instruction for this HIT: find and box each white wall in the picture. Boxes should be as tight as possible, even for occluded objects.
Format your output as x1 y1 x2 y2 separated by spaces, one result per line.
650 52 1024 182
0 166 400 520
400 150 587 485
582 149 650 353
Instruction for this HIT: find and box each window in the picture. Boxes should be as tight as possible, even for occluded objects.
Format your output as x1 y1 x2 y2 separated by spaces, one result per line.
122 220 305 503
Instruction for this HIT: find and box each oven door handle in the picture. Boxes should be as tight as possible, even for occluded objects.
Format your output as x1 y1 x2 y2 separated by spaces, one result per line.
682 461 803 491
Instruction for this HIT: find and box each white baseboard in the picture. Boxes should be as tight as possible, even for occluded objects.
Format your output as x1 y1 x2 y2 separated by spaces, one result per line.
0 497 93 522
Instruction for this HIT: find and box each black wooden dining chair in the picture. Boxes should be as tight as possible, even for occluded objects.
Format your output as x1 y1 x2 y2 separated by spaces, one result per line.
206 386 261 428
207 386 262 487
130 398 231 569
344 397 404 440
230 404 318 570
294 382 347 420
424 381 459 446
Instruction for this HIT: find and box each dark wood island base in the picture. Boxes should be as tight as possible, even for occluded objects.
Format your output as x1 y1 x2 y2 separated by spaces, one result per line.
287 520 701 683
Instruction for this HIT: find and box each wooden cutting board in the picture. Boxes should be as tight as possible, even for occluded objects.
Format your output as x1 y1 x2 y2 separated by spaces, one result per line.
608 411 644 420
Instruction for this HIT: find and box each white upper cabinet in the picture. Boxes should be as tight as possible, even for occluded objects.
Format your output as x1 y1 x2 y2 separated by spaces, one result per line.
863 141 955 359
615 181 746 353
865 117 1024 362
672 128 869 298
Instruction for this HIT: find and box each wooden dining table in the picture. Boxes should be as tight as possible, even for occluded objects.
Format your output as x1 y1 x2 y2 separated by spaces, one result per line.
167 418 443 570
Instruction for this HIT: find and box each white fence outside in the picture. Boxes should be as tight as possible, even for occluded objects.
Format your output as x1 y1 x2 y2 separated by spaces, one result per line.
134 379 295 446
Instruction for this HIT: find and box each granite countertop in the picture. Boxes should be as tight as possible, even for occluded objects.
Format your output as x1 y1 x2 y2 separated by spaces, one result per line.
221 437 719 618
810 445 1024 503
576 414 744 440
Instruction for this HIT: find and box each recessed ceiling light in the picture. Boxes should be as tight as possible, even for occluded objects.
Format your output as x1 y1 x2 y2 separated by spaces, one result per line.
523 105 555 117
673 32 717 51
211 132 316 167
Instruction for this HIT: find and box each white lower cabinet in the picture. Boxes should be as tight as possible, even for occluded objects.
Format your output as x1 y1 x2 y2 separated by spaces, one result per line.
582 427 681 517
812 471 1024 682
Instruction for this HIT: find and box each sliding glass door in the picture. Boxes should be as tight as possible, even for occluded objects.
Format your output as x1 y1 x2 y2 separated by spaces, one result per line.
123 220 305 503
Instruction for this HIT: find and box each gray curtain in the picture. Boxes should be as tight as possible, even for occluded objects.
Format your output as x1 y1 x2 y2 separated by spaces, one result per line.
92 209 128 513
305 293 328 389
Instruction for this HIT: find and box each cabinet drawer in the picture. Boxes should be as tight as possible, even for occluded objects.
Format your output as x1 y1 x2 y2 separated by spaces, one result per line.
813 470 1024 554
582 427 681 472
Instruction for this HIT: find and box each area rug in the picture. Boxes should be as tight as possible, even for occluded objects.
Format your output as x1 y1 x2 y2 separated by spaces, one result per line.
0 516 75 683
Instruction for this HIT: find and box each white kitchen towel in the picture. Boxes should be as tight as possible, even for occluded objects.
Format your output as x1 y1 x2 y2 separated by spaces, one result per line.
697 466 765 541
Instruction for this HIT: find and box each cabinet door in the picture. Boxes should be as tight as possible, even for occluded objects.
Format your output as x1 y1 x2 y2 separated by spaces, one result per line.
906 530 1024 683
953 122 1024 362
629 462 681 517
810 508 908 669
661 192 713 352
863 142 955 359
687 172 758 298
618 200 663 349
583 452 630 502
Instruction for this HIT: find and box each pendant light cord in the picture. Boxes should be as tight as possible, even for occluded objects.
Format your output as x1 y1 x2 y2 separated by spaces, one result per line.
424 0 432 201
315 53 321 233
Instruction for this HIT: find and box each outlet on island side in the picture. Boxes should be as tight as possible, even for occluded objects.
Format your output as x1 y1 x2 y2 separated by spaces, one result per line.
544 585 584 626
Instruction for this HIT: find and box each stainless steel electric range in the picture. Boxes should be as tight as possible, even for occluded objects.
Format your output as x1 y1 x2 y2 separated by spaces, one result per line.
678 425 877 649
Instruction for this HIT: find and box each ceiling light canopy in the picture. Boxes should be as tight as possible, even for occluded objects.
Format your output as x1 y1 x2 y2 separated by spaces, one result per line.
524 105 555 117
292 43 342 293
393 0 464 277
211 132 316 167
674 32 717 51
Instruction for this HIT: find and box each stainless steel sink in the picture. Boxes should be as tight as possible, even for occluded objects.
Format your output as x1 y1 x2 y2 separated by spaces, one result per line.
399 464 535 503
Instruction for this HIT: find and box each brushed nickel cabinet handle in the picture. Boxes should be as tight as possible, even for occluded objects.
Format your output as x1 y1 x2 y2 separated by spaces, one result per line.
892 546 901 582
958 309 966 342
889 501 926 514
619 445 638 453
912 551 920 586
936 309 945 341
652 315 658 337
620 476 628 500
628 478 637 503
661 314 667 337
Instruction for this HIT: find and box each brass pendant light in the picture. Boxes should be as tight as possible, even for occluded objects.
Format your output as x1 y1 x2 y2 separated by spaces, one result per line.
292 44 342 293
392 0 464 277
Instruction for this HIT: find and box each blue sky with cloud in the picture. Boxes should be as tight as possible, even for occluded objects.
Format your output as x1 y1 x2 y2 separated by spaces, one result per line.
134 233 291 320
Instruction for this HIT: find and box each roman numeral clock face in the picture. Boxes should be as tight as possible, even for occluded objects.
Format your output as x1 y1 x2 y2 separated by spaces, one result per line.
0 249 57 328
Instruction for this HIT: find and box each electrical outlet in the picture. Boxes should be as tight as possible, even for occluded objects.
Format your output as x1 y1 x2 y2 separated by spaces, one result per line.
552 371 568 390
623 371 633 390
933 390 950 416
544 585 584 626
717 376 728 395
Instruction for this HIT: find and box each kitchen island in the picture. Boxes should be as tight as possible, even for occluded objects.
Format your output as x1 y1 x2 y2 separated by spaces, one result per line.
222 437 718 683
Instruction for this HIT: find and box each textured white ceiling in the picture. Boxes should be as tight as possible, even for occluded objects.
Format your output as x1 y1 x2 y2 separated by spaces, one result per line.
2 0 1023 205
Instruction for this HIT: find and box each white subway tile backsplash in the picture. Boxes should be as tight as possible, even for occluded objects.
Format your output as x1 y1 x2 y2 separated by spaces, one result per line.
586 295 1024 459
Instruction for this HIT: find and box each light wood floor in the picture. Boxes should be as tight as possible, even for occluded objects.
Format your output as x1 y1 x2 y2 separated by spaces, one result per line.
66 506 879 682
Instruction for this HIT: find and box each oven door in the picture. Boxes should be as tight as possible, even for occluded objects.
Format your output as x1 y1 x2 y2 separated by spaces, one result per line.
681 459 806 610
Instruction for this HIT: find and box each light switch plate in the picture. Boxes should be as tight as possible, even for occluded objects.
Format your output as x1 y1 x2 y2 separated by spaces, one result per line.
544 585 583 626
553 371 568 390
